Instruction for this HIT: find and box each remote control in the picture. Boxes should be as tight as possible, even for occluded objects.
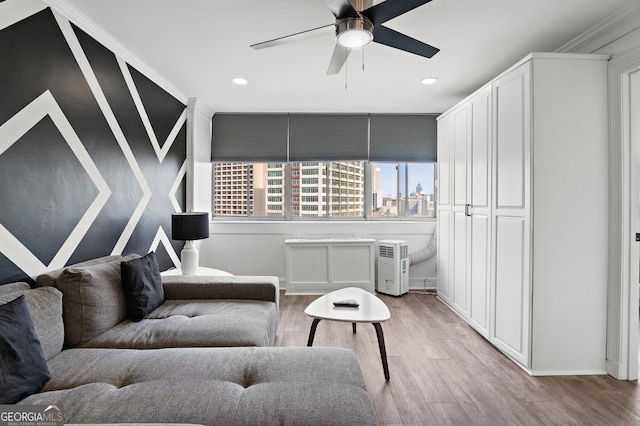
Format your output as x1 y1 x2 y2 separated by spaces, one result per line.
333 299 359 308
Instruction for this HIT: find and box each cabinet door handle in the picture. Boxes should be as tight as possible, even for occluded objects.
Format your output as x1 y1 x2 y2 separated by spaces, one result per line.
465 203 471 216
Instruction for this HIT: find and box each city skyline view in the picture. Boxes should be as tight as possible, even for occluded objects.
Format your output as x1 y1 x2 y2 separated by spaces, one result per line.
376 163 435 197
213 161 435 218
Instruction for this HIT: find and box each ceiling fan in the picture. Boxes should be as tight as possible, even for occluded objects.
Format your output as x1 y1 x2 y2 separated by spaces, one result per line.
250 0 439 75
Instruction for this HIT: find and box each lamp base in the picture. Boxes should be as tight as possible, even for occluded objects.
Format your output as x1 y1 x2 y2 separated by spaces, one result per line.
181 240 199 275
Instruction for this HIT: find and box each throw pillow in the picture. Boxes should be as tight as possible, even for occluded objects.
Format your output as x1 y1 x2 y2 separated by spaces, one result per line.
0 295 51 404
56 260 130 347
121 251 164 321
0 287 64 361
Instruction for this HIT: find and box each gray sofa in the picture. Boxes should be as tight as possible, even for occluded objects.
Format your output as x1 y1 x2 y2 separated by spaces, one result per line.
34 254 280 349
0 255 377 425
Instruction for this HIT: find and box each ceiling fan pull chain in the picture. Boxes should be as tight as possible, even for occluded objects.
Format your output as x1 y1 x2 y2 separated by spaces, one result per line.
362 47 365 72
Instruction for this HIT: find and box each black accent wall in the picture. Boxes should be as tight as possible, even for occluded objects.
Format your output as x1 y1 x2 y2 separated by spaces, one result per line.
0 8 186 284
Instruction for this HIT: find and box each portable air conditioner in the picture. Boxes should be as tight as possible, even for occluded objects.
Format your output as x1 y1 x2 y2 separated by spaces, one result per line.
377 240 409 296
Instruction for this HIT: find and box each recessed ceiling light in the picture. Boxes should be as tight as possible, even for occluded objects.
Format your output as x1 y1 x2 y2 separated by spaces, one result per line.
232 77 248 85
421 77 439 85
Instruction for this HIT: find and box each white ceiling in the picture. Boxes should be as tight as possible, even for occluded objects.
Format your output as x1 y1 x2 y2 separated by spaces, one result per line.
59 0 635 114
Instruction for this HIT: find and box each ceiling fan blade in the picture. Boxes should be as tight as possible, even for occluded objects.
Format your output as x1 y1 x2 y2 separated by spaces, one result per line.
251 24 335 50
327 43 351 75
324 0 359 19
362 0 432 26
372 25 439 58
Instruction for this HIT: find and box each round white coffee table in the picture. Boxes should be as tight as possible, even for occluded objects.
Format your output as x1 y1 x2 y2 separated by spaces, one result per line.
304 287 391 380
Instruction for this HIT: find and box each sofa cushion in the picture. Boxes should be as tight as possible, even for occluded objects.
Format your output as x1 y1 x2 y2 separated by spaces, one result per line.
35 254 134 288
0 295 51 404
162 275 279 304
79 299 277 348
120 252 164 321
0 282 31 296
0 287 64 360
36 254 130 287
20 347 376 425
56 261 129 347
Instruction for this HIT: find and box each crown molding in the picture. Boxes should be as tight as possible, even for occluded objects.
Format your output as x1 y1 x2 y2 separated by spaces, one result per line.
43 0 189 106
558 2 640 53
190 98 215 119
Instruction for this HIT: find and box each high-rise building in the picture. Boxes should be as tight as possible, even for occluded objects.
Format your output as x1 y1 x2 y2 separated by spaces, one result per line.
265 163 285 217
372 167 382 210
213 163 253 216
213 163 271 216
266 162 364 217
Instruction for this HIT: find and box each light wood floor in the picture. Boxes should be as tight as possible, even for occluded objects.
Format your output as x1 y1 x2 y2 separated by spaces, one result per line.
275 291 640 425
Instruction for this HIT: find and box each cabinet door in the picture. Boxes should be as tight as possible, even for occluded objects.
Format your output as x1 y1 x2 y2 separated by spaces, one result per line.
491 63 531 366
436 114 453 302
437 210 452 302
451 106 470 317
468 87 492 337
440 89 493 327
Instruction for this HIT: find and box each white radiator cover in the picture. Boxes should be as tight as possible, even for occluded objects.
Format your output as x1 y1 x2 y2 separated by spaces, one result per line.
284 238 375 294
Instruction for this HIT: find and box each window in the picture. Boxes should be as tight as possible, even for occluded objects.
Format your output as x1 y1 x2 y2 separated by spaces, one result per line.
213 163 284 218
290 162 364 218
212 163 254 217
212 161 434 219
371 162 435 218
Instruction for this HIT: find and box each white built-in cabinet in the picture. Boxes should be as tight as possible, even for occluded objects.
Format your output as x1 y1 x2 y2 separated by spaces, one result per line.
437 86 492 337
437 53 610 375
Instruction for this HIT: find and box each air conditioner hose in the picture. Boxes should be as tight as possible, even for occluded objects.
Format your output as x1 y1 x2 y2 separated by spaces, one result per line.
408 232 437 266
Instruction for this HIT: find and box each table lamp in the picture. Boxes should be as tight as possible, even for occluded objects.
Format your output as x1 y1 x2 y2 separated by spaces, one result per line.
171 212 210 275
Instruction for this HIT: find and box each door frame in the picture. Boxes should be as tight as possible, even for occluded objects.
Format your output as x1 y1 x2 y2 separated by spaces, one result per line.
607 46 640 380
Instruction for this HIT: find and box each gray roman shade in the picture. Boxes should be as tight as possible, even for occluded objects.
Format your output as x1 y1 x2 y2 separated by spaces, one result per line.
288 114 369 162
211 113 437 163
369 114 438 162
211 114 288 162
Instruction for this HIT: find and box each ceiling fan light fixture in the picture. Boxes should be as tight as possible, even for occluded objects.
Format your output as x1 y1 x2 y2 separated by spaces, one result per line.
336 18 373 49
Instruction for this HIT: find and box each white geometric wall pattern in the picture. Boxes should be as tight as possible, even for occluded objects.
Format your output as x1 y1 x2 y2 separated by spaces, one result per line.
118 56 188 164
0 90 111 279
51 11 154 258
0 6 187 284
170 161 188 214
